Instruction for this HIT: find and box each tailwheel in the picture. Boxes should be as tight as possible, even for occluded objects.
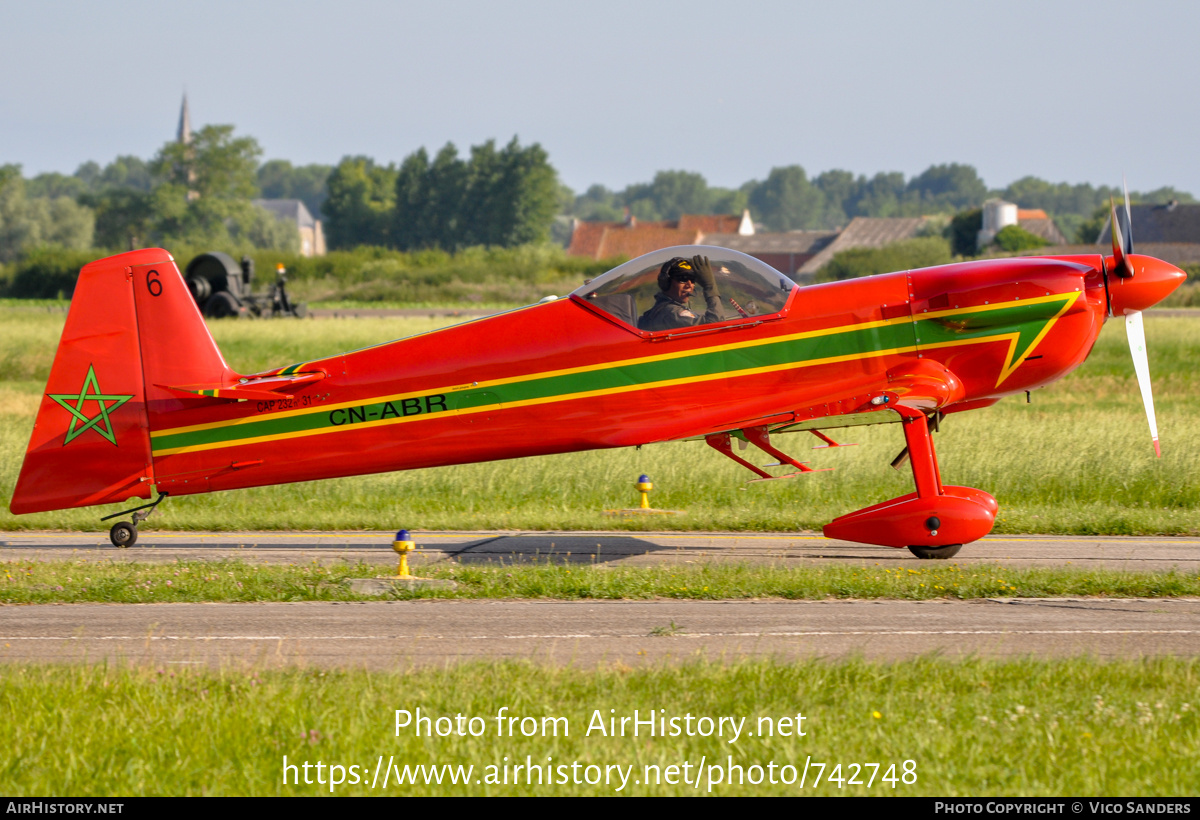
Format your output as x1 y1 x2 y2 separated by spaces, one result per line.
109 521 138 548
907 543 962 560
100 492 167 549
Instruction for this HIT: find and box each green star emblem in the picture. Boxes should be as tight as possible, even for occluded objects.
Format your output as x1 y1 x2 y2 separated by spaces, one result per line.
48 364 134 446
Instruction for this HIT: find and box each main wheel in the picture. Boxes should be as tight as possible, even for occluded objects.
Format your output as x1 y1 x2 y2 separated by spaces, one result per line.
110 521 138 548
908 543 962 559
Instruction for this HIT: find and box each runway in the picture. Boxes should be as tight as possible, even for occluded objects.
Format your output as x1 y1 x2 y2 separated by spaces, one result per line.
3 598 1198 667
3 530 1199 572
4 530 1197 667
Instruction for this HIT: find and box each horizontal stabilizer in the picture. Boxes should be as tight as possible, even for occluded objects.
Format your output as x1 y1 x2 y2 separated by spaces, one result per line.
159 371 326 401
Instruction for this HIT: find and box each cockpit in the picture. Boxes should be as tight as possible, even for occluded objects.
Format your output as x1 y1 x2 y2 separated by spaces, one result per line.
570 246 797 332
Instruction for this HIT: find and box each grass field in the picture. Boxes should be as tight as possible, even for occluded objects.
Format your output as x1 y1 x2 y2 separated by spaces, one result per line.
2 308 1196 535
3 559 1199 604
1 658 1197 796
3 308 1197 799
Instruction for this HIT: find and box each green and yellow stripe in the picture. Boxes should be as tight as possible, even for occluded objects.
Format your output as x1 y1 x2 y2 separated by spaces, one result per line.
150 293 1078 457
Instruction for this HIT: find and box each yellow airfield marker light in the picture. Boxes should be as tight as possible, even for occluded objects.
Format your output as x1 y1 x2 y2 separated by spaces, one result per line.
604 474 684 517
636 474 653 509
344 531 456 593
392 529 415 578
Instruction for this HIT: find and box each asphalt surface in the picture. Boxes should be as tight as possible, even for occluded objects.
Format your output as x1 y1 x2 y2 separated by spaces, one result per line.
3 530 1199 572
3 598 1197 668
4 531 1198 667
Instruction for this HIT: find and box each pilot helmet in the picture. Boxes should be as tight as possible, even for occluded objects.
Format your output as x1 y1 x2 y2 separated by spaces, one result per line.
658 257 695 291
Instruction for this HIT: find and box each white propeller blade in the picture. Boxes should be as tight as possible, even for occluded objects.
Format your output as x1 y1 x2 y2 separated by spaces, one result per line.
1125 310 1161 457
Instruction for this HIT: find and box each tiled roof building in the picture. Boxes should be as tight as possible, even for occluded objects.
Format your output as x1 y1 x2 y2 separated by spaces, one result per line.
595 226 702 259
1011 209 1069 245
1099 202 1200 245
796 217 931 276
677 214 745 234
568 210 753 260
571 212 935 280
569 205 1079 279
566 220 621 258
702 231 838 279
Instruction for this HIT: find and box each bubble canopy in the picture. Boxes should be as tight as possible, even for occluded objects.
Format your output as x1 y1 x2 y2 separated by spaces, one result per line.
570 246 797 331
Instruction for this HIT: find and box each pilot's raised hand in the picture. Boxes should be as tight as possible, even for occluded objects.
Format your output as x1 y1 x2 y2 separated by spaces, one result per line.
691 255 716 292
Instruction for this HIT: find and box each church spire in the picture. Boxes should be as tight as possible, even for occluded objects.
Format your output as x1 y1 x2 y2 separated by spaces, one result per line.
177 93 192 145
176 93 197 200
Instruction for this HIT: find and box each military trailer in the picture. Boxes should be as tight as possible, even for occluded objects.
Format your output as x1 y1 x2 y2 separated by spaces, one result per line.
184 252 306 319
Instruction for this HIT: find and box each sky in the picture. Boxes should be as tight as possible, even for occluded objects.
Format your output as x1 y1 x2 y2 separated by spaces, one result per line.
3 0 1199 196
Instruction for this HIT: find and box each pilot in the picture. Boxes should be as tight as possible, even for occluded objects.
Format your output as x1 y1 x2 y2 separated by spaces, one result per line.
637 255 724 331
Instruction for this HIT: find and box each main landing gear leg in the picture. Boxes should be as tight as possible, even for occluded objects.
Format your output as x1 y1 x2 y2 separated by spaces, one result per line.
896 408 961 558
100 492 169 548
822 406 996 557
898 408 943 499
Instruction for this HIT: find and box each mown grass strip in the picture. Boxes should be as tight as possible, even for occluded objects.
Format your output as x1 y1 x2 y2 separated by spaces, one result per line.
1 658 1197 796
3 312 1199 535
3 560 1199 604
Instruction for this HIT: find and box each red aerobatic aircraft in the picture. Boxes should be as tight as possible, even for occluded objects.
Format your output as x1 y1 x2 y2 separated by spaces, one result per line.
9 201 1185 557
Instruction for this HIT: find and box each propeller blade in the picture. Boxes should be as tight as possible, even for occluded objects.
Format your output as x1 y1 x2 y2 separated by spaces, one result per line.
1125 310 1161 457
1121 174 1134 254
1110 197 1133 278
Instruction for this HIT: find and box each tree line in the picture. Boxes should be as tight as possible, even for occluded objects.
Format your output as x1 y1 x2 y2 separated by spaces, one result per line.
0 127 310 263
566 165 1195 243
0 128 559 262
3 119 1197 267
320 138 559 251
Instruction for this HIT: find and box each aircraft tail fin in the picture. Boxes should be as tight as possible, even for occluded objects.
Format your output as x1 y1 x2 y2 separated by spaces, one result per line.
10 249 235 514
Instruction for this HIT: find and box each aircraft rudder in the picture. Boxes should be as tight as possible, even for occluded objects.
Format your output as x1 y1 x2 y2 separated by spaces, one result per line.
128 250 235 399
10 250 163 514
